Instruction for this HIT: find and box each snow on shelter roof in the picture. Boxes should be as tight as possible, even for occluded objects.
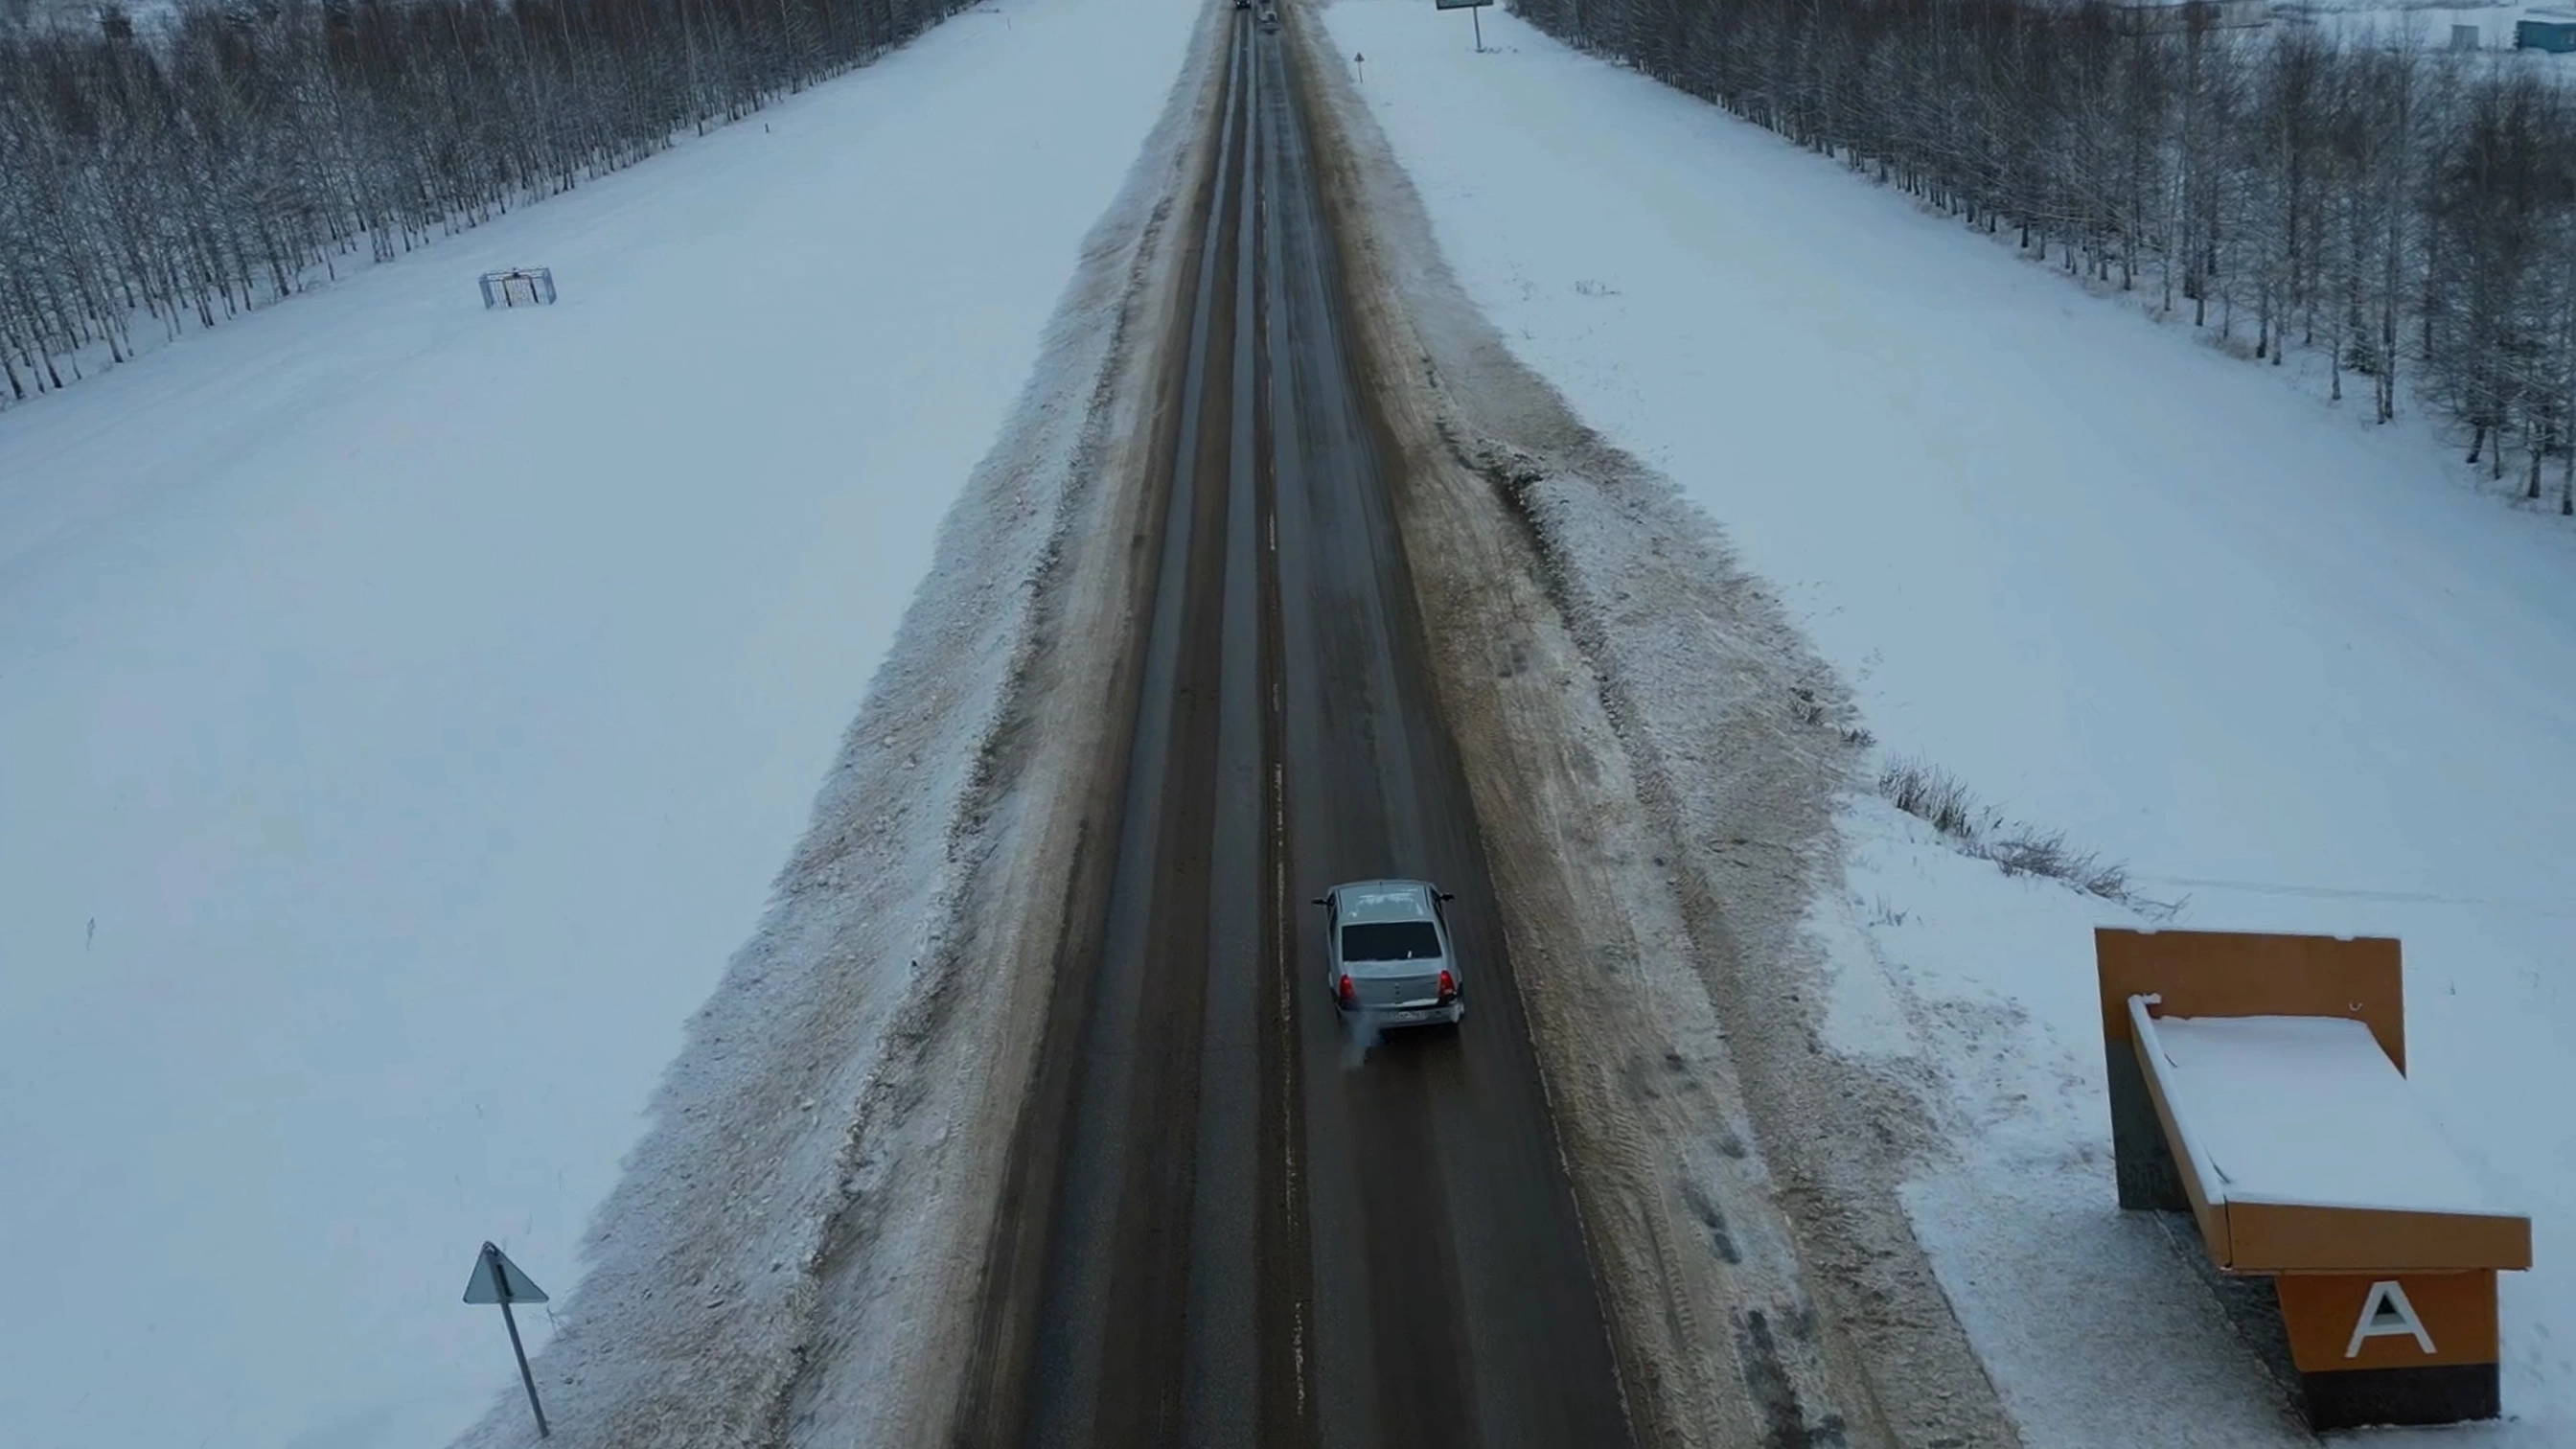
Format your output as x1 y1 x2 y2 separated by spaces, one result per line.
1338 881 1435 924
2146 1012 2498 1217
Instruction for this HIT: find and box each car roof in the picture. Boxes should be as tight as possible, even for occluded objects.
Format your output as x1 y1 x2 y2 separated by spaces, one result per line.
1332 879 1437 923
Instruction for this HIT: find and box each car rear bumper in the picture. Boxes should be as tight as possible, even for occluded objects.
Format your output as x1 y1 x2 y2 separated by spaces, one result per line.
1341 1000 1465 1028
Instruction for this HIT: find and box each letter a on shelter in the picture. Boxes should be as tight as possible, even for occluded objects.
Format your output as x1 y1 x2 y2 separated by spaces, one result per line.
2346 1279 2437 1358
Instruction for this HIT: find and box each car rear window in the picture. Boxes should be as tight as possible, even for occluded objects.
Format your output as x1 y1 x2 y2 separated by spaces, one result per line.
1341 921 1441 962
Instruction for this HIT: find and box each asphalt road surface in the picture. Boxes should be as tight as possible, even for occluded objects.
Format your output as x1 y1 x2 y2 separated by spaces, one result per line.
957 16 1637 1449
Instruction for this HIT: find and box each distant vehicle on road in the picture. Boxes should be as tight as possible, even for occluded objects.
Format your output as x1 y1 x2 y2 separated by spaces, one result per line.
1314 879 1464 1029
1259 7 1279 30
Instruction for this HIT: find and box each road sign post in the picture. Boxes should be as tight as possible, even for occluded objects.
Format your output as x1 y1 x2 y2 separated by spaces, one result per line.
464 1241 552 1439
1433 0 1492 51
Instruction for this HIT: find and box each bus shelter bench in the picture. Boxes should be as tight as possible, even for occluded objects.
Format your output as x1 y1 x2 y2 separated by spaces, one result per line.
2096 928 2533 1432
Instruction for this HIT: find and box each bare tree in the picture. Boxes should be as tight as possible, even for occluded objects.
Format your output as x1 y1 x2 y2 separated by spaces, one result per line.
1498 0 2576 508
0 0 978 408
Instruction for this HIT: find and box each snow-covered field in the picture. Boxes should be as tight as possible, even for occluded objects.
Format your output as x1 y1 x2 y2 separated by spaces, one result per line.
1321 0 2576 1441
0 0 1194 1443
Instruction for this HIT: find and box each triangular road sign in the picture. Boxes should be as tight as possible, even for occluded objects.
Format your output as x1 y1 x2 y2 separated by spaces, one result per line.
464 1242 550 1305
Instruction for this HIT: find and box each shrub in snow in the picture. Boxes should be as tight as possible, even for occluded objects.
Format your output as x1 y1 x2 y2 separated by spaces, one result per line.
1875 753 2174 916
1877 755 1983 839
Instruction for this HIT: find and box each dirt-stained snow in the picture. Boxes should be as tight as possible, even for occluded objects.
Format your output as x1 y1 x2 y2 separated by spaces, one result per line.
1283 8 2020 1445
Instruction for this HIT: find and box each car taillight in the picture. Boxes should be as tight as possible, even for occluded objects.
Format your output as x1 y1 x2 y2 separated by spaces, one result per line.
1338 974 1356 1006
1438 968 1457 1000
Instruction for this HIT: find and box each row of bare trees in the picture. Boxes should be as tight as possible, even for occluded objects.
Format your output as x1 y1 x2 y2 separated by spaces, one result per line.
0 0 970 406
1509 0 2576 513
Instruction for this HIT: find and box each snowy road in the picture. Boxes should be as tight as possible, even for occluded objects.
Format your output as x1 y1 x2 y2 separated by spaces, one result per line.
955 16 1633 1448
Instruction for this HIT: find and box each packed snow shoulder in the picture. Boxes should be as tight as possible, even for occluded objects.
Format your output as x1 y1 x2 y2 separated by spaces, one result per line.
1281 7 2021 1446
435 9 1227 1448
0 0 1205 1445
1315 0 2576 1442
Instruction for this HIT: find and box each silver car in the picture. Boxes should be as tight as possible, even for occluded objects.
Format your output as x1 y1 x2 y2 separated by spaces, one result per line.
1312 878 1465 1029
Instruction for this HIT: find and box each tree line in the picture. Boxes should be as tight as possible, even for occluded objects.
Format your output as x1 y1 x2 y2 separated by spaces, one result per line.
1506 0 2576 515
0 0 971 406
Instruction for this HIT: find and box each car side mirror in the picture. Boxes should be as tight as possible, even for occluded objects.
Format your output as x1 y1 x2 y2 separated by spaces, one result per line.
1438 891 1456 902
1311 897 1328 908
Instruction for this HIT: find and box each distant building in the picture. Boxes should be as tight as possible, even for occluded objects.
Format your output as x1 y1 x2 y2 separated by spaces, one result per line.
2518 12 2576 52
2453 22 2482 51
2109 0 2269 35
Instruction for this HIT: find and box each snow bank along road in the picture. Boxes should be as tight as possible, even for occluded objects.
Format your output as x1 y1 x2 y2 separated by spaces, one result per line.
1311 0 2576 1444
856 3 2002 1443
1 0 1994 1441
2 0 1198 1443
954 14 1638 1448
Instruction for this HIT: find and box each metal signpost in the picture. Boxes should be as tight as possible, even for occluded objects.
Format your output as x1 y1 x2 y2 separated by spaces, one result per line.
1434 0 1492 51
464 1241 553 1438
